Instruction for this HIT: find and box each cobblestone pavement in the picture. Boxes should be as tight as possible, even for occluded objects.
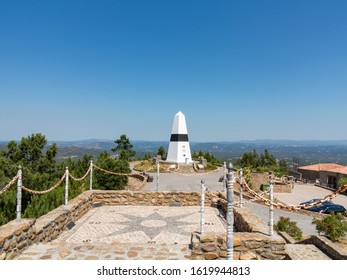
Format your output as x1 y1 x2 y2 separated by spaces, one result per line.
285 244 331 260
57 206 226 244
15 242 191 260
15 206 226 260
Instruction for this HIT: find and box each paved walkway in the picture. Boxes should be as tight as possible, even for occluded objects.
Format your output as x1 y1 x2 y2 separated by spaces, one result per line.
145 168 225 192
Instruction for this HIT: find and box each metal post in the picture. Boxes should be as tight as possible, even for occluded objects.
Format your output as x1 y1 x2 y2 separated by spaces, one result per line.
16 165 22 222
156 162 160 191
65 166 69 206
90 160 93 191
269 174 274 236
200 179 205 235
239 168 243 208
223 162 226 192
226 162 236 260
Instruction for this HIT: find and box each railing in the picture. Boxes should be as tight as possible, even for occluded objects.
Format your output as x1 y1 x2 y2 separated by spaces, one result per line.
0 160 133 222
2 161 347 224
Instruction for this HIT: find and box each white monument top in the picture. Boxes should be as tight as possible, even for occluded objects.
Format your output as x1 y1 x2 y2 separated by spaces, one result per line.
166 111 192 164
171 111 188 134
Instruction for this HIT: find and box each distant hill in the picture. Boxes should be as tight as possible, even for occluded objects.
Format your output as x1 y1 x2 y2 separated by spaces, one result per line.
1 139 347 165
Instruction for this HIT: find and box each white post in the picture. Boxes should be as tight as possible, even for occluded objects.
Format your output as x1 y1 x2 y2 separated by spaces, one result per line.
269 174 274 236
223 161 226 192
90 160 93 191
200 179 205 235
226 162 235 260
156 162 160 191
65 166 69 206
16 165 22 222
239 168 243 208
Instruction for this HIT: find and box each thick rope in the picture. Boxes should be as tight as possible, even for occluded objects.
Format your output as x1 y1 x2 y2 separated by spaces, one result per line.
22 173 66 195
0 174 20 195
93 164 130 176
208 176 347 211
69 166 91 181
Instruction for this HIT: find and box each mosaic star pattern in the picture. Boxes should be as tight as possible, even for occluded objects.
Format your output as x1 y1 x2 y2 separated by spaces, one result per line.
57 206 226 244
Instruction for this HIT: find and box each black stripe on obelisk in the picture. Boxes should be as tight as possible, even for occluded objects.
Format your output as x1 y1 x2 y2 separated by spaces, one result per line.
170 134 189 142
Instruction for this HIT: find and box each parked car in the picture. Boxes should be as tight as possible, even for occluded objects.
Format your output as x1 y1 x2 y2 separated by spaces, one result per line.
300 199 346 214
300 198 322 205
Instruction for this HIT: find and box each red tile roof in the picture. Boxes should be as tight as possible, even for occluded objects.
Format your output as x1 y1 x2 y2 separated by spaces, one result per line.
298 163 347 174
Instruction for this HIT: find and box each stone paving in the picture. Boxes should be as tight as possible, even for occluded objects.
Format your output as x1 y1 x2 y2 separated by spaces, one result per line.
285 244 331 260
15 242 191 260
15 206 226 260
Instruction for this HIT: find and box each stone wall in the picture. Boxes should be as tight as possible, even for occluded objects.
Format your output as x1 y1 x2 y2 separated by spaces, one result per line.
300 235 347 260
0 191 94 260
191 206 287 260
93 190 219 207
191 232 286 260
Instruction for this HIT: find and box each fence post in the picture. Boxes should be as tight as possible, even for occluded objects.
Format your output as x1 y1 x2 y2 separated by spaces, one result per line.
156 162 160 191
200 179 205 235
65 166 69 206
269 173 274 236
239 168 243 208
226 162 236 260
223 162 226 192
16 165 22 222
90 160 93 191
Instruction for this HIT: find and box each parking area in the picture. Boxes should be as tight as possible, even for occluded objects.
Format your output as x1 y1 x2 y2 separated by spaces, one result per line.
274 183 347 208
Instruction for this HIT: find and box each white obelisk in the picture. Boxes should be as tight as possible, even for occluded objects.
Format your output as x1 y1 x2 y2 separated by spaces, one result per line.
166 111 193 164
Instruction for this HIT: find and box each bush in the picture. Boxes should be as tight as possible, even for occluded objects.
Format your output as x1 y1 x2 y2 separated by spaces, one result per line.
313 213 347 242
274 216 303 241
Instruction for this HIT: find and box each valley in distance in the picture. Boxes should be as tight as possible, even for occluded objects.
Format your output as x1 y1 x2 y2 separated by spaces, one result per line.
2 139 347 166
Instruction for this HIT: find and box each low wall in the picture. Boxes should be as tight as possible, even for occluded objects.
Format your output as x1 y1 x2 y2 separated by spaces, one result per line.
191 206 286 260
191 232 286 260
0 191 94 260
300 235 347 260
93 190 219 206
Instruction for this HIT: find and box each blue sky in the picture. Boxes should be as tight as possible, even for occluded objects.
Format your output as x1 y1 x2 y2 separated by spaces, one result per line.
1 0 347 142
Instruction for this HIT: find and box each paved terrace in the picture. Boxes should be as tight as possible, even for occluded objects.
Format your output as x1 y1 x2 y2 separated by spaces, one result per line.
4 167 345 260
15 206 226 260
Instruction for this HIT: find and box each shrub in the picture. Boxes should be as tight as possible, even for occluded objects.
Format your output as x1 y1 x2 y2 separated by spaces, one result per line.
313 213 347 242
274 216 303 241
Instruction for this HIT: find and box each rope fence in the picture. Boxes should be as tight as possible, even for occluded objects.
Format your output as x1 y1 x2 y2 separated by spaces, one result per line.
0 173 20 195
1 161 347 223
0 161 135 222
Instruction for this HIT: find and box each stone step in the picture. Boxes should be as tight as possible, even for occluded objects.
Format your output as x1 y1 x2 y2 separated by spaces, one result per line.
285 244 331 260
14 242 191 260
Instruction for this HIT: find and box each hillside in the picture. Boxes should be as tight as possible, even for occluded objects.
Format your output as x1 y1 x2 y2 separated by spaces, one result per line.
1 140 347 165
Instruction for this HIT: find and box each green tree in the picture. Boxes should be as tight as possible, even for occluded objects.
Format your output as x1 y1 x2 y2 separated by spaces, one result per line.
143 153 152 160
0 134 62 224
279 159 288 172
274 216 303 241
313 213 347 242
94 152 130 190
111 134 136 161
157 146 166 159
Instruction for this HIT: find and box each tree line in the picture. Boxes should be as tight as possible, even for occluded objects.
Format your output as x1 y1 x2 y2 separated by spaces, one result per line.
0 133 135 226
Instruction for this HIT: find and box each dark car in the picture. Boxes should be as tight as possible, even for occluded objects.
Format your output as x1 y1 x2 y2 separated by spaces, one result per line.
301 199 346 214
300 198 322 205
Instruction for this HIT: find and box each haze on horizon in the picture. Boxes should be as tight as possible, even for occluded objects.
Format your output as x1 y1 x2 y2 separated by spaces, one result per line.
1 1 347 142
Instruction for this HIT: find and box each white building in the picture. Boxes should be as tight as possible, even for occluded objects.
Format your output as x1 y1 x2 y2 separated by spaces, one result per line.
166 111 193 164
